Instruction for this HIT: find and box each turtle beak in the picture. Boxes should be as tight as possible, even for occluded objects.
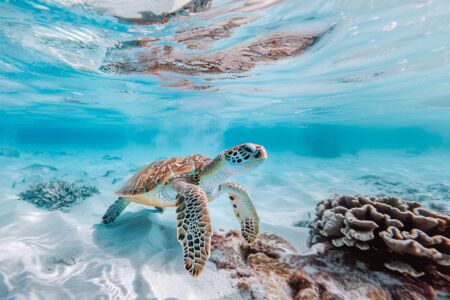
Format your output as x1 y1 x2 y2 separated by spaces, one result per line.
254 146 267 160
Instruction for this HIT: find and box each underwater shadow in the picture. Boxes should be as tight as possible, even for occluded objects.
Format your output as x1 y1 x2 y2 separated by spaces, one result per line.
93 210 180 300
93 209 178 261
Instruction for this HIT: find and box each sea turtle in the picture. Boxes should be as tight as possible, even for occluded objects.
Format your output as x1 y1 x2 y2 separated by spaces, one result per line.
102 143 267 277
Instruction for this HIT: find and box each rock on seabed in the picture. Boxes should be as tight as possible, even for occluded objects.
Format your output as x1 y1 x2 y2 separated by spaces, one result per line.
211 230 449 300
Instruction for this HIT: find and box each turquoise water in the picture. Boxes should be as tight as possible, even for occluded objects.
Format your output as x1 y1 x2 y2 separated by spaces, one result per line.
1 0 450 299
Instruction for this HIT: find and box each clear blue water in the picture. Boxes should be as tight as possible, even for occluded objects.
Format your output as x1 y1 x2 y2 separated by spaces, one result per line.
0 0 449 299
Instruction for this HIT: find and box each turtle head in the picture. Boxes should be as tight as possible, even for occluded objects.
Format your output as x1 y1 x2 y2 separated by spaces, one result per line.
222 143 267 171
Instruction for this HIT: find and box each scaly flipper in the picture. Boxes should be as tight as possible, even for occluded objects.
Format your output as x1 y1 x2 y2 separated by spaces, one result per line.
173 181 212 277
218 182 260 244
102 198 130 224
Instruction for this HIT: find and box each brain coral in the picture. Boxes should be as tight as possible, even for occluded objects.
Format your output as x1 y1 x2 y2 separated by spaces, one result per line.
308 195 450 277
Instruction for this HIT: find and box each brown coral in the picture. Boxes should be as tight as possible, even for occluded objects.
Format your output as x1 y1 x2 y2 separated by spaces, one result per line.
308 195 450 278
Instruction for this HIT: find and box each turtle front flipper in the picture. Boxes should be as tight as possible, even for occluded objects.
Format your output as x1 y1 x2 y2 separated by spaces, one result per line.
173 181 212 277
218 182 260 244
102 198 131 224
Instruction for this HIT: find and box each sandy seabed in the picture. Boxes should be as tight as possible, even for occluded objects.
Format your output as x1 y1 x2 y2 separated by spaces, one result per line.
0 148 449 299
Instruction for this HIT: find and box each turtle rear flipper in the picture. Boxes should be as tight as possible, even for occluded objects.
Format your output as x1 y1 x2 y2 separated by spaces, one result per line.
174 182 212 277
102 198 130 224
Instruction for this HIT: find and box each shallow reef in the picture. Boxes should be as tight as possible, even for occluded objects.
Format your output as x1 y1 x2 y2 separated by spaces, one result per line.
18 179 99 211
308 195 449 282
211 230 449 300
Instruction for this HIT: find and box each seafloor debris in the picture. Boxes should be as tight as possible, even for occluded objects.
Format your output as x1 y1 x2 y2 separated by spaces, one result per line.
102 170 115 177
308 195 450 279
102 155 122 161
102 32 322 76
357 175 450 212
0 147 20 157
111 178 122 185
211 230 447 300
20 163 58 172
18 179 99 211
18 163 59 184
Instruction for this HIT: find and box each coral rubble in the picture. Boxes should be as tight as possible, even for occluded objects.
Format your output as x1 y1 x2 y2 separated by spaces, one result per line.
18 179 99 211
211 230 447 300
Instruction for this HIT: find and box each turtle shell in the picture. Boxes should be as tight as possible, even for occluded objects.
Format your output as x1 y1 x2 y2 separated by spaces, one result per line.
116 154 211 196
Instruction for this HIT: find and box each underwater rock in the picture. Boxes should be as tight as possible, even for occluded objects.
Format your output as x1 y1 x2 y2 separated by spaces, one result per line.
211 230 444 300
308 195 450 282
54 151 73 156
111 178 122 184
102 155 122 161
18 179 99 211
0 147 20 157
102 170 115 177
